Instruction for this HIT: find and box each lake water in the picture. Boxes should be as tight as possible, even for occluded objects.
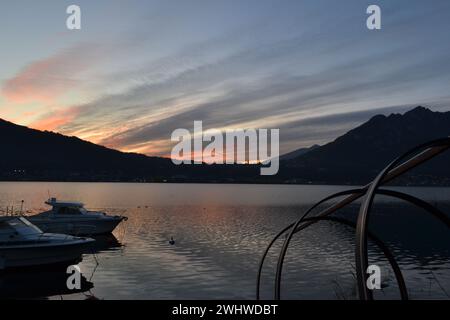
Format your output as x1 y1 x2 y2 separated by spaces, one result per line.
0 182 449 300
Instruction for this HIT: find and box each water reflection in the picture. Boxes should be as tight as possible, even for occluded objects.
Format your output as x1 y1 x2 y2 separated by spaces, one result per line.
87 234 123 254
0 234 123 300
0 266 94 299
0 182 448 299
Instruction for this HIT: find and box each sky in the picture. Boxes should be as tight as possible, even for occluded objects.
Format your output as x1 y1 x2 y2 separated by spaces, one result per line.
1 0 450 157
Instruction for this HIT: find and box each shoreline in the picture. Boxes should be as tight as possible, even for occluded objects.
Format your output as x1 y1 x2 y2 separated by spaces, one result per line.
0 180 450 188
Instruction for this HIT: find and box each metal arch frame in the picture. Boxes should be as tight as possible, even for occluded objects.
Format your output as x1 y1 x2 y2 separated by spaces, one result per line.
355 137 450 300
258 137 450 300
274 188 450 300
257 213 410 299
256 188 450 300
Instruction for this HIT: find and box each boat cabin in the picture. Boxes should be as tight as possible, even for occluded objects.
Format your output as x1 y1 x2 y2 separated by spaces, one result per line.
45 198 89 215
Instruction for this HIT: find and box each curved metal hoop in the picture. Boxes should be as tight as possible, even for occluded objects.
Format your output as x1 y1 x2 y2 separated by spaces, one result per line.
301 216 408 300
257 213 410 299
355 137 450 300
257 188 449 299
258 188 363 300
259 137 450 300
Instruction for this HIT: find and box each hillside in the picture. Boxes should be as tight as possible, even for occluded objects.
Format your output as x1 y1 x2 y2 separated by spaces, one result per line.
1 106 449 185
280 107 450 185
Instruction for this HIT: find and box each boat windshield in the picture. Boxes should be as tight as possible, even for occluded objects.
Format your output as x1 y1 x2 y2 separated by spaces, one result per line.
0 217 42 238
56 206 86 215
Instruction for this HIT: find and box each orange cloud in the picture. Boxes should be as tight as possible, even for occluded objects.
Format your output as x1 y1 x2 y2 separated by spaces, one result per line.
2 45 95 105
30 107 81 132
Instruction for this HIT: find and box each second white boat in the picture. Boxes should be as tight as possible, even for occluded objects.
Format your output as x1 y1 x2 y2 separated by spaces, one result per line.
28 198 127 236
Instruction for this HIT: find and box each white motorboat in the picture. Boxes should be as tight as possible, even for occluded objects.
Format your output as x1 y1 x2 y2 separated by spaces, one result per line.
28 198 127 236
0 216 94 270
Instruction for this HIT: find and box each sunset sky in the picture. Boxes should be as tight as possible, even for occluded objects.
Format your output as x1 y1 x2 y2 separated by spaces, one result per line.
1 0 450 157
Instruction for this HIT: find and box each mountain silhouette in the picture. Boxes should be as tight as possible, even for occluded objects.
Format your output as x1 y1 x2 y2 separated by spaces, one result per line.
280 144 320 160
0 118 259 182
281 106 450 185
0 118 172 180
0 106 449 185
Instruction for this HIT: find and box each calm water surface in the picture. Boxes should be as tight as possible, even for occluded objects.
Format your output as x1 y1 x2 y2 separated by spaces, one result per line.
0 182 449 300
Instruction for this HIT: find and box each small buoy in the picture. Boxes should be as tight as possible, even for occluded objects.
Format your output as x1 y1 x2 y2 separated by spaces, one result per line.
169 237 175 245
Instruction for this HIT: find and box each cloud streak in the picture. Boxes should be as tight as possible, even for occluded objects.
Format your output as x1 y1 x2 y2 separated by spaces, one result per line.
2 0 450 157
2 44 100 105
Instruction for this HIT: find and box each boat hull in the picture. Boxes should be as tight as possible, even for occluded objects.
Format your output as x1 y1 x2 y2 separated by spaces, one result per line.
28 217 124 236
0 239 94 270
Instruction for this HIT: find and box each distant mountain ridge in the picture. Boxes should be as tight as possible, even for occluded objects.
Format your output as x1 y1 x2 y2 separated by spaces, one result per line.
1 106 449 185
279 106 450 185
0 118 258 182
280 144 320 160
0 118 169 179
